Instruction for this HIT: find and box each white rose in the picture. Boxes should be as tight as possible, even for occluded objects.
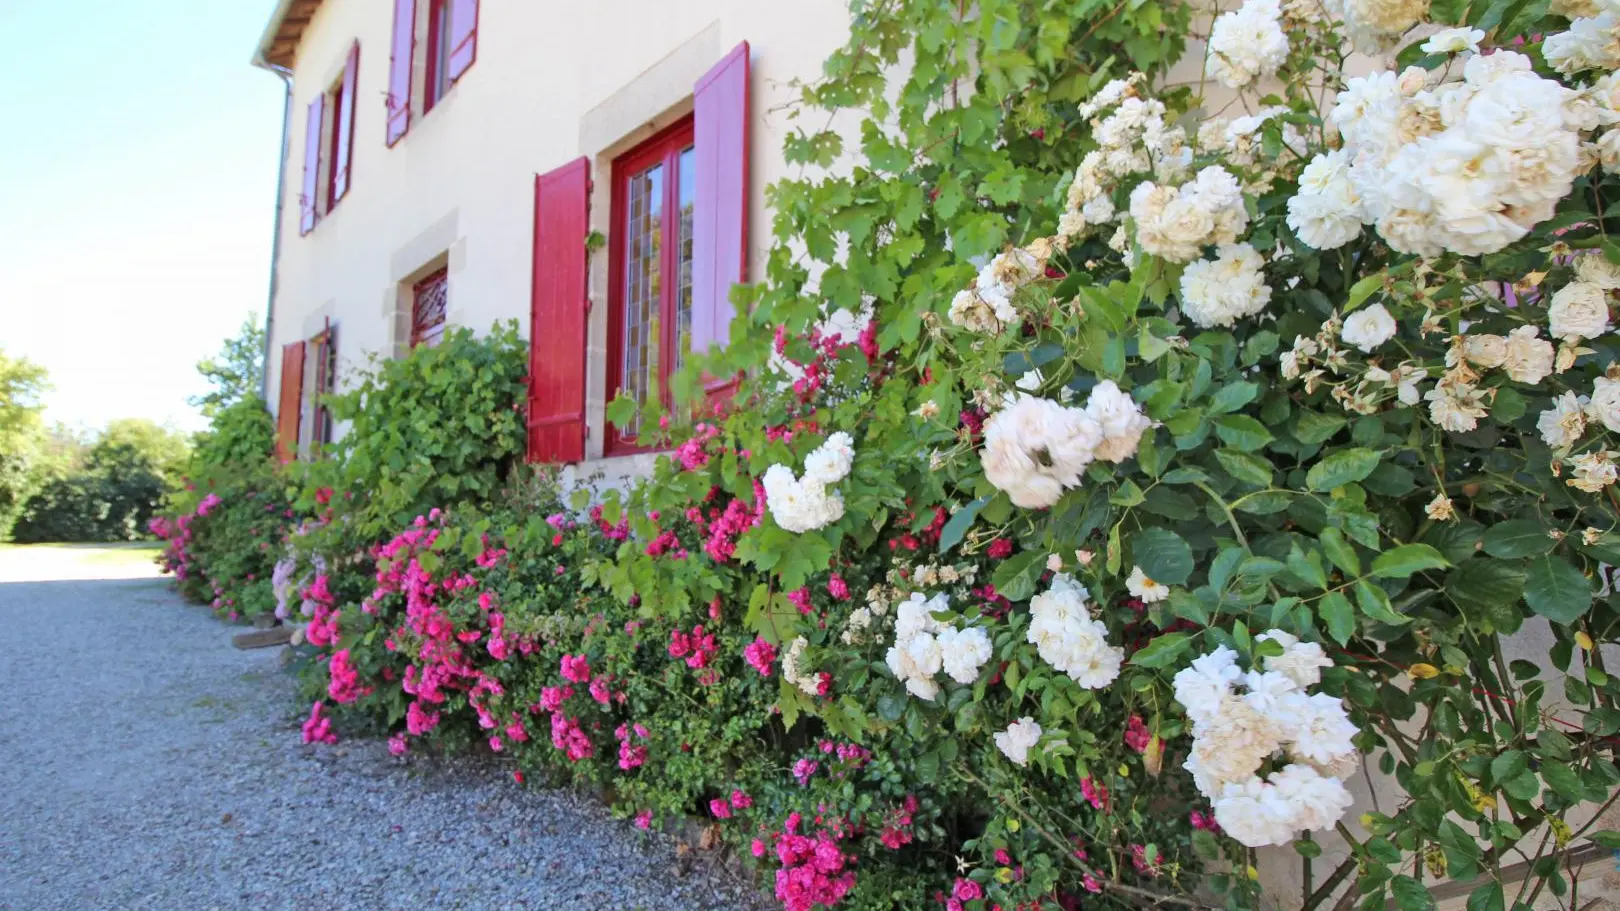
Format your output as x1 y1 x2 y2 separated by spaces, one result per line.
1341 304 1397 352
1590 376 1620 432
1538 391 1591 448
994 717 1043 766
1420 26 1485 54
1548 281 1612 340
1126 565 1172 603
1502 325 1556 385
1577 255 1620 291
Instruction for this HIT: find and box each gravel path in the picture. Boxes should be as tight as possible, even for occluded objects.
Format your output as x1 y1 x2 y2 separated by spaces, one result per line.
0 551 769 911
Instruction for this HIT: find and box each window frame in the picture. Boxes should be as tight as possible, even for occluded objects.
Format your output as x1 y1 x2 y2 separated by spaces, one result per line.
308 325 338 449
424 0 452 113
604 117 697 457
323 72 347 214
410 268 449 349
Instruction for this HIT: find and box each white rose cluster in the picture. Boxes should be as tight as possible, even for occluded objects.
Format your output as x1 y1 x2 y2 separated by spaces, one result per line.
1129 166 1249 263
1179 243 1272 328
1172 633 1358 847
763 432 854 533
1206 0 1289 89
994 717 1043 766
1304 53 1595 257
1544 11 1620 77
885 593 993 701
1026 574 1125 689
1323 0 1430 51
1548 280 1614 341
949 246 1049 333
1058 77 1194 244
782 636 823 698
980 382 1151 508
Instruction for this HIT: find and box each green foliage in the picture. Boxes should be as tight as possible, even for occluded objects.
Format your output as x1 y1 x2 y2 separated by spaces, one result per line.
0 348 49 540
312 324 528 540
190 314 266 418
189 395 276 476
13 419 190 543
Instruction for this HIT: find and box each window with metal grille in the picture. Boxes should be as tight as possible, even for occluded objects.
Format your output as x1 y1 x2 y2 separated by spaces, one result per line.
411 269 448 348
606 118 696 453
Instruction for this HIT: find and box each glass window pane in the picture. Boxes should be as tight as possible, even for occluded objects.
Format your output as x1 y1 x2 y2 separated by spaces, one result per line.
621 161 664 437
674 146 696 373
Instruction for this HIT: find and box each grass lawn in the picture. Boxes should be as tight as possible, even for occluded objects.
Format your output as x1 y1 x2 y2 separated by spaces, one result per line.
0 541 164 581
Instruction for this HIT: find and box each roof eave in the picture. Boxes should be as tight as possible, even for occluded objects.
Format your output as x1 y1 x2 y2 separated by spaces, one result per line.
251 0 321 72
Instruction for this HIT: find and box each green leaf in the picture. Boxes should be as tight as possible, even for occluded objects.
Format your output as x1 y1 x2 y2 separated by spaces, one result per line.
1355 580 1411 625
1306 448 1380 492
1209 381 1260 414
1588 831 1620 849
1465 883 1503 911
1131 632 1193 667
1319 527 1361 576
1213 415 1274 452
1542 762 1583 800
1371 543 1450 579
1130 528 1194 586
1490 749 1527 784
1320 591 1356 645
1482 520 1557 558
1524 555 1592 625
1446 559 1528 634
992 550 1047 602
1346 272 1385 313
1391 875 1436 911
1215 449 1274 487
937 497 988 554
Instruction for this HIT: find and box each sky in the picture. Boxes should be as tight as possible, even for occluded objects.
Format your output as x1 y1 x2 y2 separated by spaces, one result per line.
0 0 287 435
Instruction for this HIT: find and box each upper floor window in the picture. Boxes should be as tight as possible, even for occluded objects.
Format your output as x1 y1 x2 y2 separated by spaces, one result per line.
606 119 696 452
300 42 359 235
387 0 477 144
411 269 449 348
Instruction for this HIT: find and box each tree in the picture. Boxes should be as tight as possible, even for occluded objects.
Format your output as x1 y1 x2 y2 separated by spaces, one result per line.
190 315 265 418
0 349 49 539
12 419 189 543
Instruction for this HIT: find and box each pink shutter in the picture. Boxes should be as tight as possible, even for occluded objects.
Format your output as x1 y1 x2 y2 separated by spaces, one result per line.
528 158 590 464
447 0 478 83
299 94 324 234
386 0 415 146
333 42 360 203
690 41 750 354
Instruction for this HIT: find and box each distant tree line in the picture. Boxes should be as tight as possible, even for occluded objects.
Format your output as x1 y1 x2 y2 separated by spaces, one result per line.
0 316 264 543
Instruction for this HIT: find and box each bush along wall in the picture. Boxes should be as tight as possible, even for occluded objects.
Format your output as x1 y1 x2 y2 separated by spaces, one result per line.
169 1 1620 910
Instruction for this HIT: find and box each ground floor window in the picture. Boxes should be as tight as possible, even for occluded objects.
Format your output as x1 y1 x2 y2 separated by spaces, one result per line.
411 269 449 348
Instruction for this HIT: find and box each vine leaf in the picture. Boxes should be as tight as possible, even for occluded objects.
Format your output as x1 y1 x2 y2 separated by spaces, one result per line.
1523 555 1591 625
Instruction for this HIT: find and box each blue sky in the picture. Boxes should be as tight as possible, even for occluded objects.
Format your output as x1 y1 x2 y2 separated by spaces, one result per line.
0 0 286 434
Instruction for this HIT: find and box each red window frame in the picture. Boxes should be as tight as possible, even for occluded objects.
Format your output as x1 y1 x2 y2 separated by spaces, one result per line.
424 0 452 112
605 117 697 456
324 77 346 213
411 269 449 348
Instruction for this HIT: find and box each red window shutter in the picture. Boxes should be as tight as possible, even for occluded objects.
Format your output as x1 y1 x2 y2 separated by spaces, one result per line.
528 157 590 464
447 0 478 83
332 42 360 203
276 342 306 463
299 94 324 234
690 41 750 354
386 0 415 147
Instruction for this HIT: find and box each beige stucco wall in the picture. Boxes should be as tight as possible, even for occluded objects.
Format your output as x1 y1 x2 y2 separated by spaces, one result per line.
263 0 853 476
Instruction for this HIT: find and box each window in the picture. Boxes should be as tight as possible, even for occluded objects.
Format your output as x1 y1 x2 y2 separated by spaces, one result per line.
425 0 451 110
326 45 358 211
606 119 696 452
411 269 449 348
309 324 339 448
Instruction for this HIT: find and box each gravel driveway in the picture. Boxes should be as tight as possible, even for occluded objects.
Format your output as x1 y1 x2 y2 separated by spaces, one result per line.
0 548 769 911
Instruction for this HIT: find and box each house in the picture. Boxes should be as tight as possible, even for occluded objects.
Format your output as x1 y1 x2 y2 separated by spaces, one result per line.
251 0 852 482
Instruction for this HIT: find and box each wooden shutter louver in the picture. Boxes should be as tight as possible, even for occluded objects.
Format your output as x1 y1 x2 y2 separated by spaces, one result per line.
690 41 750 355
332 42 359 203
385 0 415 146
299 95 324 234
447 0 478 83
276 342 306 463
527 158 590 464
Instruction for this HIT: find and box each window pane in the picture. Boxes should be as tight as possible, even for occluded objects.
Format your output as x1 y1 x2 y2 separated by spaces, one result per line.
622 161 664 436
674 146 696 373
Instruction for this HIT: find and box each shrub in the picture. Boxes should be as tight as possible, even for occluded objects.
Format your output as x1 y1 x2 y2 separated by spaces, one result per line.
14 419 190 543
302 323 528 540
